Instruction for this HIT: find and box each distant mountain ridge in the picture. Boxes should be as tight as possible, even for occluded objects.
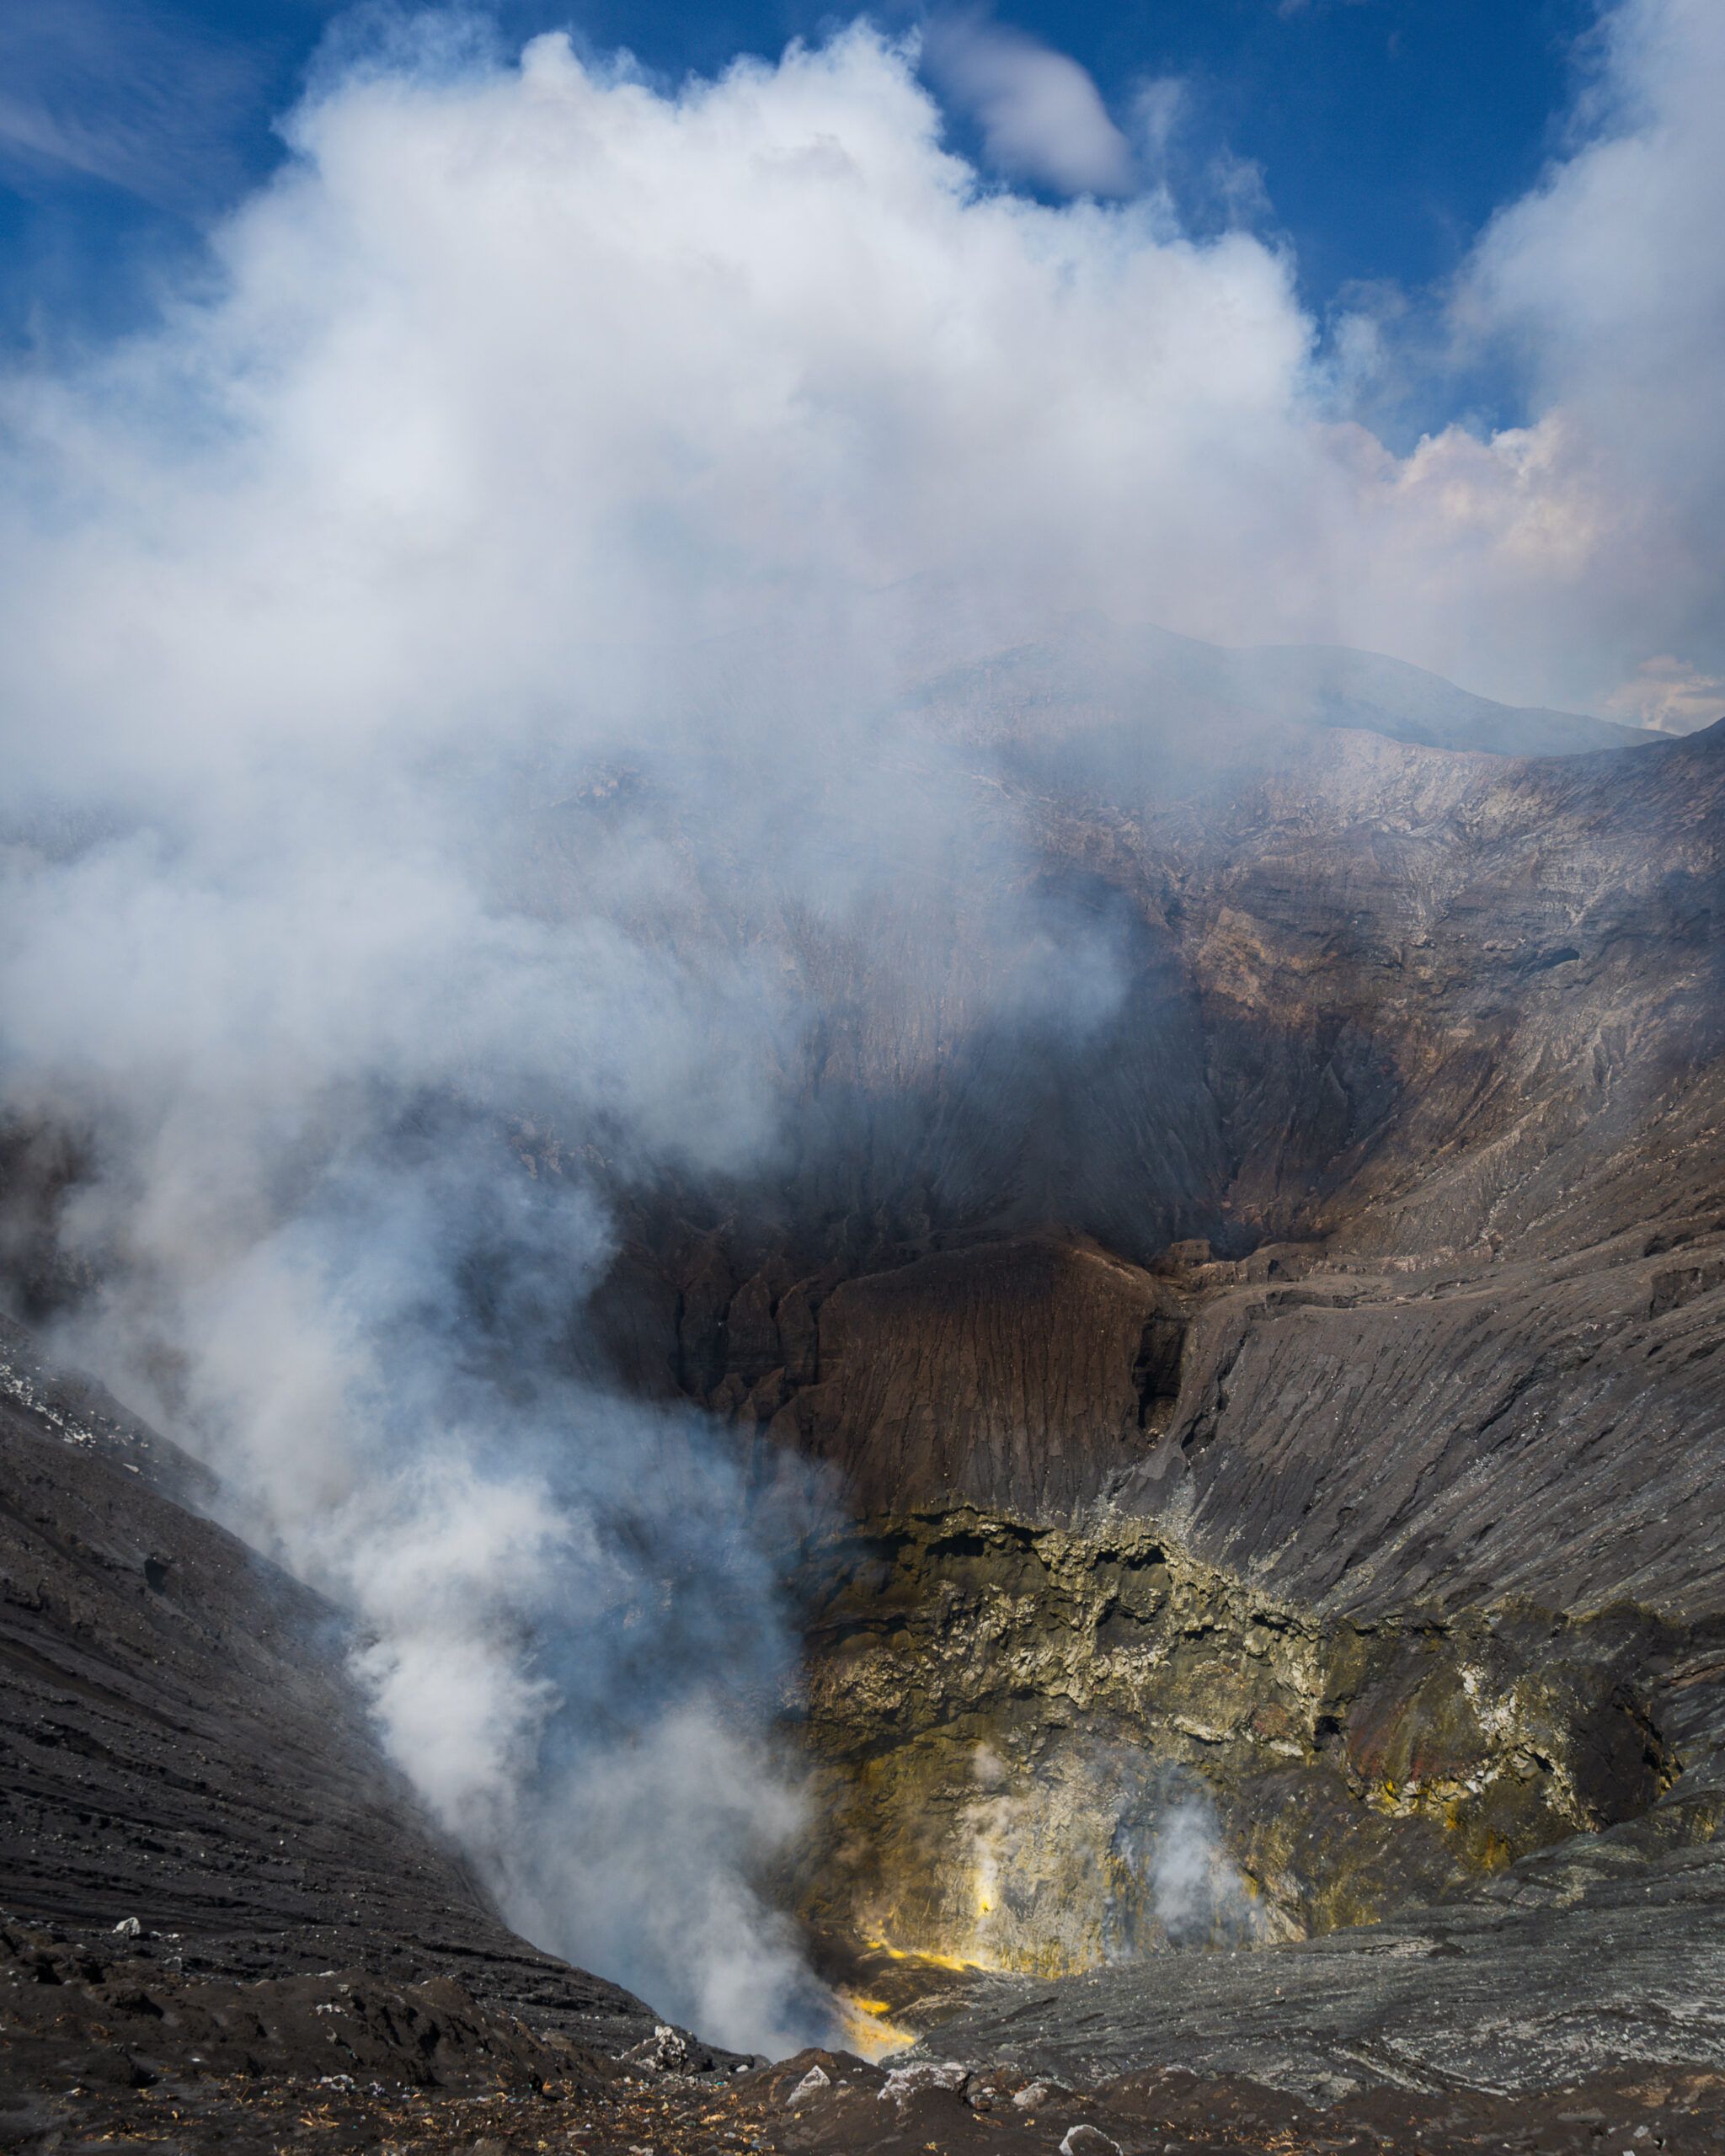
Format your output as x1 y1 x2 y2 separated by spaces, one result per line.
914 613 1650 762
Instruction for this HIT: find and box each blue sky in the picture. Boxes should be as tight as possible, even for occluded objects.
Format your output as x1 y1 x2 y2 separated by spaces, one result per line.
0 0 1594 367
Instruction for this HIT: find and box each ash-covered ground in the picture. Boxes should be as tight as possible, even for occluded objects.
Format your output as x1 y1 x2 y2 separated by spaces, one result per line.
7 1922 1725 2156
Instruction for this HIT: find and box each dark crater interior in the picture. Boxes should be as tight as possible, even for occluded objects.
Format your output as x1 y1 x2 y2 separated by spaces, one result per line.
6 715 1725 2140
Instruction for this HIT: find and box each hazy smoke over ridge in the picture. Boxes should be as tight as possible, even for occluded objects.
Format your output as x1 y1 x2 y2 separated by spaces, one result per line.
0 0 1720 2053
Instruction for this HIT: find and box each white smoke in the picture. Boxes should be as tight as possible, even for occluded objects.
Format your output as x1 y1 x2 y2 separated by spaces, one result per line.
1605 654 1724 735
0 0 1718 2057
1148 1794 1259 1948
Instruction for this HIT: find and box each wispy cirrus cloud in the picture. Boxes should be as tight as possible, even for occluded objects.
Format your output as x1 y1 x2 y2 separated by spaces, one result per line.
0 0 268 211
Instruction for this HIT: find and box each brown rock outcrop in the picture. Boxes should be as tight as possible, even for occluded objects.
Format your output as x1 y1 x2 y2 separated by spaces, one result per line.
762 1239 1183 1514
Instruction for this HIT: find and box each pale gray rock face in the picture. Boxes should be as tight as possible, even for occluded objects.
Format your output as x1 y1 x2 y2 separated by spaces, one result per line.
1057 2122 1120 2156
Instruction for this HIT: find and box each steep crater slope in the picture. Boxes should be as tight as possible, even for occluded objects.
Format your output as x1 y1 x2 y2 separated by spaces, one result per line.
0 1316 668 2062
565 722 1725 2013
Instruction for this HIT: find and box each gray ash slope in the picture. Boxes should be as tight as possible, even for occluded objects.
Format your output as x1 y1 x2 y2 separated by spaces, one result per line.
908 1815 1725 2101
0 1314 664 2060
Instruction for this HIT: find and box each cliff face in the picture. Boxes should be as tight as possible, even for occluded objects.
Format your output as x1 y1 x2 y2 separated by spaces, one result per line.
757 1240 1184 1517
594 723 1725 1577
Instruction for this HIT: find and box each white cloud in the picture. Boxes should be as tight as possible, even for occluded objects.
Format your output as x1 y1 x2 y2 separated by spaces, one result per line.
1432 0 1725 704
922 12 1137 195
1 3 1713 752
